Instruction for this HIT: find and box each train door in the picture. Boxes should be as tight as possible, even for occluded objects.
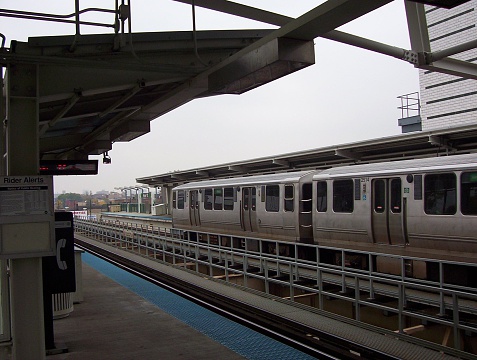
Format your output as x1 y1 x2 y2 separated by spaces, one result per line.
371 178 405 245
241 187 256 232
189 190 200 226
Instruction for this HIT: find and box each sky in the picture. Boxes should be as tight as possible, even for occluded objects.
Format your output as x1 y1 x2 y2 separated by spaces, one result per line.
2 0 420 194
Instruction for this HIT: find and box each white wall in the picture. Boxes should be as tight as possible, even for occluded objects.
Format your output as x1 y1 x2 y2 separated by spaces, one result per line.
419 1 477 131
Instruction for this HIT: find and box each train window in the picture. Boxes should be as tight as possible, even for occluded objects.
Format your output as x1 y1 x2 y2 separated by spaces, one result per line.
317 181 327 212
461 172 477 215
390 178 402 213
333 179 354 213
214 188 223 210
243 188 249 210
374 180 385 213
252 187 256 211
424 173 456 215
302 183 312 213
266 185 280 212
172 191 177 209
204 189 213 210
354 179 361 201
414 175 423 200
224 187 234 210
284 184 294 212
177 190 185 209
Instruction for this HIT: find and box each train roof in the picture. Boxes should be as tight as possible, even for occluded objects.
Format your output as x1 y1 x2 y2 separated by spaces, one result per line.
173 170 315 190
313 153 477 180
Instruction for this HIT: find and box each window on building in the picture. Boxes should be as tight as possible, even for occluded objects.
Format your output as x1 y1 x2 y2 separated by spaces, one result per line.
333 179 354 213
316 181 327 212
284 184 294 212
224 187 234 210
424 173 456 215
214 188 223 210
204 189 213 210
265 185 280 212
461 172 477 215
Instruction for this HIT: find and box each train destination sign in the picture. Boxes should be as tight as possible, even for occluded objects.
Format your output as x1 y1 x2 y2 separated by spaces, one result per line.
0 176 55 258
39 160 98 175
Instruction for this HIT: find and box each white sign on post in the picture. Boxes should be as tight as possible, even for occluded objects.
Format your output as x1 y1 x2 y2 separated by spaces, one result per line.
0 176 55 258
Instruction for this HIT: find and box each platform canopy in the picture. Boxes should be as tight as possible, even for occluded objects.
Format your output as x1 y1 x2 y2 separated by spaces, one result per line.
1 0 474 160
136 124 477 187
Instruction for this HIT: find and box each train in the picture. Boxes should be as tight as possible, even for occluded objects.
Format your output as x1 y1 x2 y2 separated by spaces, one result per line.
172 153 477 286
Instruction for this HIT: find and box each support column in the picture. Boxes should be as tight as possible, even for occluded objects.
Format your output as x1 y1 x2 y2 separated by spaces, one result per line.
6 63 46 360
164 185 173 215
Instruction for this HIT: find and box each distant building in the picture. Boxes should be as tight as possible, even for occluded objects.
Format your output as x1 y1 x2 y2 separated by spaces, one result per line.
419 1 477 131
64 199 78 210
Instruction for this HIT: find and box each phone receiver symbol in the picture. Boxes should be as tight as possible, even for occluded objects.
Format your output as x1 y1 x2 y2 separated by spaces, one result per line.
56 238 67 270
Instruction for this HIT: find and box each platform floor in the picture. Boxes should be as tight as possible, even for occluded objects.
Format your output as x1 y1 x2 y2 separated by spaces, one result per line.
49 263 246 360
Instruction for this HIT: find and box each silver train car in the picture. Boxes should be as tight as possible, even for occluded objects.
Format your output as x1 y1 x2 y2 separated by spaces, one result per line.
172 154 477 283
172 171 315 244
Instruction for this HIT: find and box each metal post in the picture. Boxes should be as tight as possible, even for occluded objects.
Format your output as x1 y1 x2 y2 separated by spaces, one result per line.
398 283 404 334
225 252 229 282
6 63 46 359
207 234 213 277
195 236 199 273
259 239 264 272
341 250 346 293
453 293 460 350
368 254 375 300
439 261 445 316
318 268 323 310
243 239 248 288
289 263 294 301
264 259 269 295
355 276 360 321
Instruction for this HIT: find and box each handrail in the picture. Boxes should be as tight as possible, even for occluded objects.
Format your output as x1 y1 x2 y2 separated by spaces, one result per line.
74 217 477 357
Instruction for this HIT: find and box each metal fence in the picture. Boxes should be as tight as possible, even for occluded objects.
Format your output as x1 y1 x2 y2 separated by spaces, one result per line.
75 217 477 354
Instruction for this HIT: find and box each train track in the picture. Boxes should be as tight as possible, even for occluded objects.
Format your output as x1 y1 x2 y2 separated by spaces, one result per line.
76 236 408 360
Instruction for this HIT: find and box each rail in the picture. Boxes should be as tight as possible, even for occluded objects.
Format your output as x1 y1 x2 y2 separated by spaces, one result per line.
75 218 477 356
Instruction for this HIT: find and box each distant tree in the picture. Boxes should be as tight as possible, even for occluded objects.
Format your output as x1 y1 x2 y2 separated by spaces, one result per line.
58 193 83 202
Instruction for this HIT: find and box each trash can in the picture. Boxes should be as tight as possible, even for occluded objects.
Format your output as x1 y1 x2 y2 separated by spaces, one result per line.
52 292 73 319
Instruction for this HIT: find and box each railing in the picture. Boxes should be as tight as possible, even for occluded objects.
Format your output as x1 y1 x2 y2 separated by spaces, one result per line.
75 218 477 355
397 91 420 119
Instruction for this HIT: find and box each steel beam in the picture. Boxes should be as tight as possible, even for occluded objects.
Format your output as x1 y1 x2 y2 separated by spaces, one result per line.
176 0 407 60
143 0 393 119
421 58 477 80
405 1 477 79
335 148 362 161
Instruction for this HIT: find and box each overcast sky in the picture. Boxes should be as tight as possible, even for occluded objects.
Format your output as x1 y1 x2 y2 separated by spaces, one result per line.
2 0 420 194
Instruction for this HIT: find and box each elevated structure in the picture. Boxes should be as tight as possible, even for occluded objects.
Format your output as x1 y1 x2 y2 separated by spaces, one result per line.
0 1 476 359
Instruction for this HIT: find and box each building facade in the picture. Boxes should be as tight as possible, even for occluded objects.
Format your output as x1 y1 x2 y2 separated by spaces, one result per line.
419 0 477 131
